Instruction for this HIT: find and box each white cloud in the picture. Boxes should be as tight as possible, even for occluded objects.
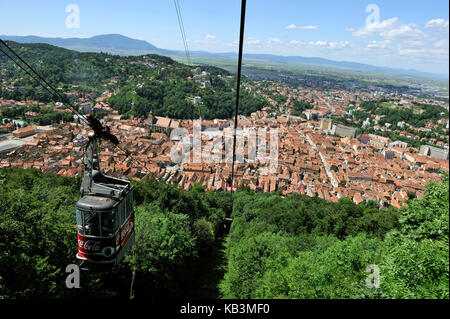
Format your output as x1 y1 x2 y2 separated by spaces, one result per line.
289 40 304 45
330 41 350 49
308 40 350 49
184 27 447 75
352 17 398 37
433 39 449 49
346 16 449 71
245 38 261 45
286 24 318 30
425 18 449 32
397 48 426 57
382 24 426 40
351 17 426 41
192 34 217 44
395 41 448 64
309 40 327 46
285 24 297 30
267 37 283 45
366 40 391 49
400 40 424 49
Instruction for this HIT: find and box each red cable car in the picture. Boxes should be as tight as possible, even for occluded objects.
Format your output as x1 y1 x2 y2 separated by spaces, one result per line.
75 128 135 268
75 188 135 266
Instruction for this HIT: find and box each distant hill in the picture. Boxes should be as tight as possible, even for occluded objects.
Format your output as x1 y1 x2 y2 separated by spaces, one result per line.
0 41 269 121
0 40 178 101
0 34 161 55
242 54 448 79
1 33 448 80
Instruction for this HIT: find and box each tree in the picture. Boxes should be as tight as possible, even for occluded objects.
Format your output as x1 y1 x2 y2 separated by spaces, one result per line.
193 218 215 256
380 172 449 298
126 204 197 299
253 234 384 299
220 232 298 298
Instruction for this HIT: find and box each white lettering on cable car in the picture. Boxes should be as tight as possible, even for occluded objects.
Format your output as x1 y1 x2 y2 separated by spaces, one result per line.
120 220 134 242
114 219 134 251
78 239 101 252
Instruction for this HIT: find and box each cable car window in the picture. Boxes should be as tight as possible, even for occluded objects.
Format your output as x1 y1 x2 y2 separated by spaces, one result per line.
101 211 116 237
120 200 126 225
117 201 123 226
76 209 84 235
116 203 121 226
84 210 100 236
125 194 129 217
113 208 119 230
126 192 132 217
130 191 133 212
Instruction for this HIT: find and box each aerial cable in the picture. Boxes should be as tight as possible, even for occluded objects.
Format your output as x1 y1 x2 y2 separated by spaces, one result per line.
174 0 190 64
173 0 201 145
0 39 152 176
0 45 87 124
173 0 191 65
230 0 247 193
0 39 88 124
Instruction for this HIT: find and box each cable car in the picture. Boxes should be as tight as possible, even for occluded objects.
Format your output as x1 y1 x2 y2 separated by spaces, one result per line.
75 126 135 268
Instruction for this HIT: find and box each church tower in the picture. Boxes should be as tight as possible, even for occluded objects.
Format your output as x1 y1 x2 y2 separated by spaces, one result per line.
148 109 154 133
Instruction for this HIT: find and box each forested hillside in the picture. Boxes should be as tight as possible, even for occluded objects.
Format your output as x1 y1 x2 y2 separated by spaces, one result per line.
221 173 449 299
0 167 448 299
0 41 268 120
0 167 230 299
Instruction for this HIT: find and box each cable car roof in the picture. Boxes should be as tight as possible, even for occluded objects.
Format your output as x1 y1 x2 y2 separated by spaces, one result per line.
76 195 119 211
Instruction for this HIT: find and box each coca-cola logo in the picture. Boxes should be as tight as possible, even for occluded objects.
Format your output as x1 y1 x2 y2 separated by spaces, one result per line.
78 239 101 252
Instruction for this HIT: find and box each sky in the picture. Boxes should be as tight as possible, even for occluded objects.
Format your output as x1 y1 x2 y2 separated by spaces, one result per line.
0 0 449 75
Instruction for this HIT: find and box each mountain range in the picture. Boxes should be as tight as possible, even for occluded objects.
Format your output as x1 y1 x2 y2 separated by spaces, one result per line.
1 33 448 80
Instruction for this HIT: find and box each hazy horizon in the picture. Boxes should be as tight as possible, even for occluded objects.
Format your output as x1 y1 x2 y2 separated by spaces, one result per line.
0 0 448 75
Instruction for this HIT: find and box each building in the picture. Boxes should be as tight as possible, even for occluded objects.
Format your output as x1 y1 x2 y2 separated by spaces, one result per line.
359 134 370 144
389 140 408 149
155 116 171 131
368 134 391 148
169 119 180 130
0 123 14 134
383 150 395 159
151 116 181 134
12 126 37 138
419 145 449 160
80 102 92 114
331 124 358 138
303 110 318 120
319 118 333 131
362 118 371 128
147 110 154 132
0 140 25 154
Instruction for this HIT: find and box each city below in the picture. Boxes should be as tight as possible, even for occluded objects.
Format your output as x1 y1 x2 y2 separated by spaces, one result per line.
1 62 448 209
